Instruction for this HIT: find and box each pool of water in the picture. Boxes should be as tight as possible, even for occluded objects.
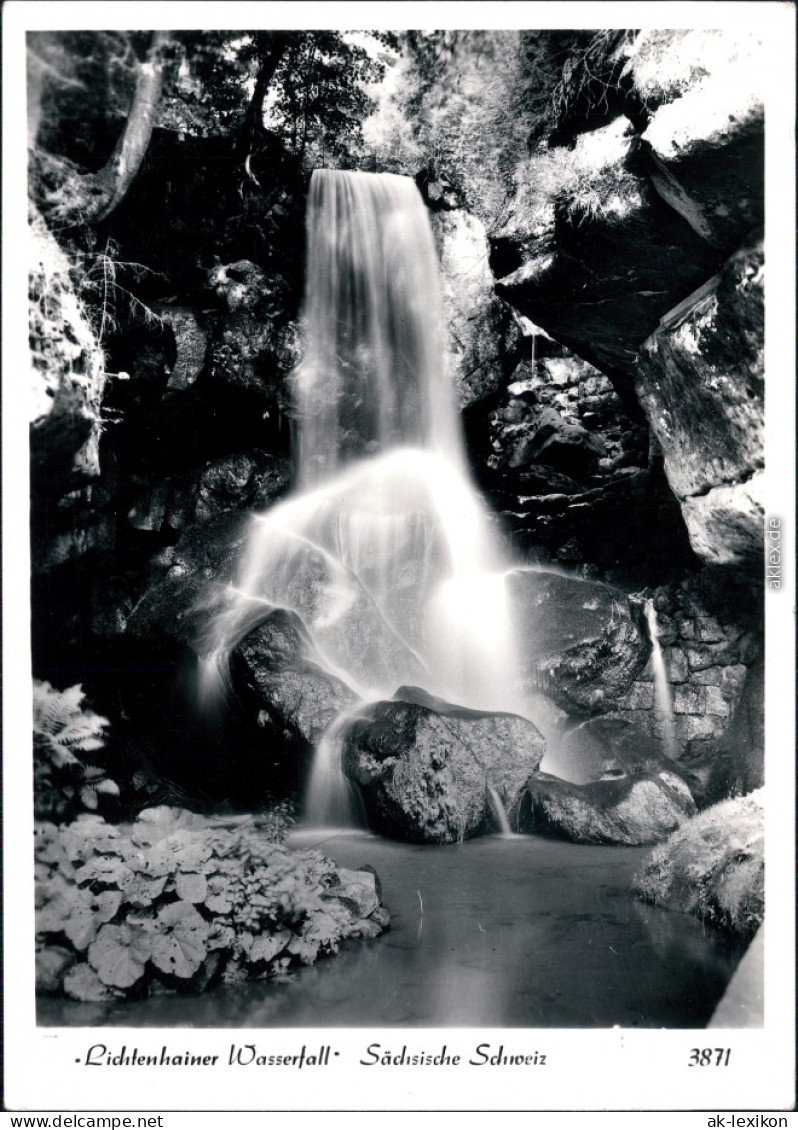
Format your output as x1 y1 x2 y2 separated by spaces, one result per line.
38 831 750 1028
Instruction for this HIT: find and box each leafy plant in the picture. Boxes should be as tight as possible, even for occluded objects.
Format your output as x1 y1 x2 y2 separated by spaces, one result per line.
76 236 164 344
35 807 389 1001
33 681 116 822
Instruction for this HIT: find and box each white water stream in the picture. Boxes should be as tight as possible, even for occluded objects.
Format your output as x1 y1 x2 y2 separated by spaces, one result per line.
645 598 679 760
203 170 527 827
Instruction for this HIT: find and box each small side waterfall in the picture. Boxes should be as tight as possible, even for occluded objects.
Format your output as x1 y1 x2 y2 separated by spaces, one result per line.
645 599 679 760
202 170 526 828
487 786 513 836
304 705 367 830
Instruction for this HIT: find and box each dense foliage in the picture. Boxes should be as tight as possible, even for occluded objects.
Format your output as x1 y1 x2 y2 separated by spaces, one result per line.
29 29 394 227
35 807 388 1000
33 681 116 823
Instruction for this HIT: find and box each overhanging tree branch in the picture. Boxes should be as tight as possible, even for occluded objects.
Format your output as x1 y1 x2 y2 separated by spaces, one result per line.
67 31 172 224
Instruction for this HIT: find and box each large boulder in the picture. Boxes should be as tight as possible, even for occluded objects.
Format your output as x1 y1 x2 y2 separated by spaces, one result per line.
636 238 764 571
126 451 291 534
222 528 428 696
492 117 721 394
634 790 764 938
342 686 545 844
230 610 359 746
515 769 696 845
677 659 764 808
636 32 764 252
125 512 252 649
557 714 700 789
506 568 650 714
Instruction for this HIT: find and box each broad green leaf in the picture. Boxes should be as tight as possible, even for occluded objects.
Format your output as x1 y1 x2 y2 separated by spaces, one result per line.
150 902 209 978
74 857 134 889
36 945 74 992
36 897 71 937
64 905 102 951
287 933 320 964
73 813 111 834
248 929 290 964
94 890 123 923
206 922 236 952
161 831 212 871
63 962 119 1002
176 871 208 903
123 844 174 877
79 786 99 809
204 892 234 915
123 873 168 908
88 923 151 988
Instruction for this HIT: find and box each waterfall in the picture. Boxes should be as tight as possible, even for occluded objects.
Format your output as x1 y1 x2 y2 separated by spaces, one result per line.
203 170 525 827
644 599 679 760
487 786 513 836
295 169 463 483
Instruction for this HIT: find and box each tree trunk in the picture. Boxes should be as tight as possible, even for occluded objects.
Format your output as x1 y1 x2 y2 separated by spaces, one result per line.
77 31 171 224
236 31 293 156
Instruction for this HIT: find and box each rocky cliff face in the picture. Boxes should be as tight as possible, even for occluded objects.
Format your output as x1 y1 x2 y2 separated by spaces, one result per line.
636 238 763 572
486 29 765 573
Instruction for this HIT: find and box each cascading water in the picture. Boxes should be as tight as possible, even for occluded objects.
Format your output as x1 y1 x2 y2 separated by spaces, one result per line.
203 170 526 827
644 599 679 760
487 785 513 836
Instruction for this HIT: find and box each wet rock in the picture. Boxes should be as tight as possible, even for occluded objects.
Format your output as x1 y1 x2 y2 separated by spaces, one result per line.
639 45 764 252
636 238 763 570
321 867 380 919
505 405 604 478
207 258 285 314
36 946 75 993
128 508 425 705
342 687 545 844
634 790 764 938
157 307 207 391
431 209 518 408
493 119 720 393
207 311 285 395
126 452 291 535
680 475 765 572
558 715 699 789
90 574 141 638
515 769 696 845
230 611 358 746
193 454 259 524
491 30 765 420
416 168 464 211
506 569 650 714
126 512 253 650
225 534 427 696
32 512 116 572
678 660 763 808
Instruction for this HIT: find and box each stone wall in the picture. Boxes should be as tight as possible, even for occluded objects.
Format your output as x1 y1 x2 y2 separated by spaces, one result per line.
614 574 759 760
554 567 762 800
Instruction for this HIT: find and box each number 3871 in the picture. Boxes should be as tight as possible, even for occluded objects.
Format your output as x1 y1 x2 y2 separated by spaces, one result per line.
688 1048 732 1067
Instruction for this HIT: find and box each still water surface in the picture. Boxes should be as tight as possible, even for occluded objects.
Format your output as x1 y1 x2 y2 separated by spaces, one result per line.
38 832 747 1028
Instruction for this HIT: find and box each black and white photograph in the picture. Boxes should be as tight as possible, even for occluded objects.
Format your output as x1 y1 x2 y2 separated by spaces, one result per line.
3 0 795 1115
